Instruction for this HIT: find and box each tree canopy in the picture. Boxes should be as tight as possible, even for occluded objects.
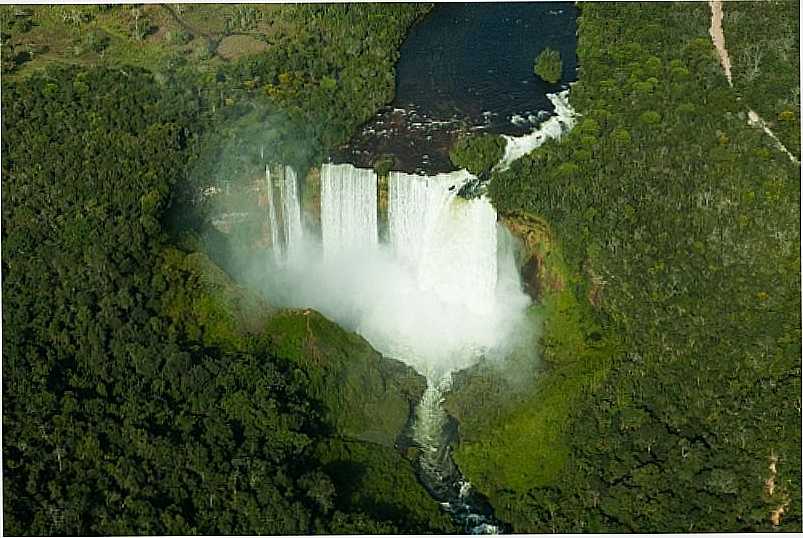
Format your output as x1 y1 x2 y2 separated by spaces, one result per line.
451 2 801 532
1 5 457 535
449 133 506 176
533 47 563 84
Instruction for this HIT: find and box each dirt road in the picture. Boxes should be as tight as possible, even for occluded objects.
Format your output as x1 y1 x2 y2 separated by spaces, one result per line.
708 0 798 165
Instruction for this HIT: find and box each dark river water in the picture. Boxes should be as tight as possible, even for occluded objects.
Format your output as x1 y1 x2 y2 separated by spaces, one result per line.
332 2 578 173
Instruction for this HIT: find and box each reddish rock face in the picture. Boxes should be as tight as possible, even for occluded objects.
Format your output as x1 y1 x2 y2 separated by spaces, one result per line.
501 214 568 305
521 254 542 302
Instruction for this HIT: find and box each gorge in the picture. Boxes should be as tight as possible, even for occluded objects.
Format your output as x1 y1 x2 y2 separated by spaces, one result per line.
242 92 575 529
4 1 799 534
203 3 581 531
255 160 533 532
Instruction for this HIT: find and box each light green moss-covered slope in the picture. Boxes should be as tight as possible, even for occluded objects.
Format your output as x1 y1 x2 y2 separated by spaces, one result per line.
262 310 425 447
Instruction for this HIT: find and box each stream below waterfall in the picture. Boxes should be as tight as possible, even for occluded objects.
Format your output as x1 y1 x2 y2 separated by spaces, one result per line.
405 377 507 534
207 4 579 531
254 165 531 531
245 157 575 532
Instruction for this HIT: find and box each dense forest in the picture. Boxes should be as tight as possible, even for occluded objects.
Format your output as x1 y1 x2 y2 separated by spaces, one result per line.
1 4 458 535
2 1 800 535
467 1 800 532
723 0 800 160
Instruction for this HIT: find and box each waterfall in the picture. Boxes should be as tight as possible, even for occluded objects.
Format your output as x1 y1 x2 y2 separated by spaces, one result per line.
389 171 498 314
263 165 303 263
266 165 283 262
282 165 303 257
267 162 527 535
289 162 526 380
385 170 500 378
320 163 378 258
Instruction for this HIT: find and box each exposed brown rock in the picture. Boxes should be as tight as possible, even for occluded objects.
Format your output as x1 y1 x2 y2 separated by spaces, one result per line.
764 452 790 528
501 212 565 302
520 254 542 301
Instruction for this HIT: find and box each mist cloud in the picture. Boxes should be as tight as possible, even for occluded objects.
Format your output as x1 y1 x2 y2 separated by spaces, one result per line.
242 196 533 381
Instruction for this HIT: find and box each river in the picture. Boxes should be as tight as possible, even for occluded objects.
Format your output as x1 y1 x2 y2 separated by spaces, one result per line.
332 2 578 173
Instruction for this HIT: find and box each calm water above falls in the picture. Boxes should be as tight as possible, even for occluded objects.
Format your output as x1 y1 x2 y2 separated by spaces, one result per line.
334 2 578 173
395 2 578 126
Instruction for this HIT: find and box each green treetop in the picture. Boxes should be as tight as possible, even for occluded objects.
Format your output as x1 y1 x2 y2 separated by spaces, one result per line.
449 133 506 176
534 47 562 84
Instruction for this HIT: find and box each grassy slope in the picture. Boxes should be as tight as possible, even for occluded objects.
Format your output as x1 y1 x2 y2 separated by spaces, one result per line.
447 225 619 494
160 244 426 449
260 309 425 447
160 247 274 352
1 5 284 79
453 292 617 492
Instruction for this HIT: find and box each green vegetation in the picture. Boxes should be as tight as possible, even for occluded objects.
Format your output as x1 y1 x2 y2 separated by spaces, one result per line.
475 2 800 532
261 310 425 447
0 4 279 77
723 0 800 159
3 1 799 534
313 439 457 533
533 47 563 83
446 218 619 507
450 290 615 493
0 3 431 165
160 249 274 352
448 133 506 175
3 66 309 535
1 4 448 535
373 154 395 178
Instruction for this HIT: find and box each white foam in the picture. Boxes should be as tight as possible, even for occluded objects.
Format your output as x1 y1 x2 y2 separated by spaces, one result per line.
497 89 577 170
320 163 378 259
282 166 304 260
262 167 531 381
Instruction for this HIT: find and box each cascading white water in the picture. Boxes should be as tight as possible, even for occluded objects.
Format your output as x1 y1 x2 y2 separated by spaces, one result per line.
389 170 498 315
263 165 303 264
413 379 450 472
252 88 576 535
262 162 530 535
266 165 283 262
342 170 522 380
412 374 501 534
497 90 577 170
282 165 303 258
384 171 521 533
320 163 378 258
267 165 527 379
